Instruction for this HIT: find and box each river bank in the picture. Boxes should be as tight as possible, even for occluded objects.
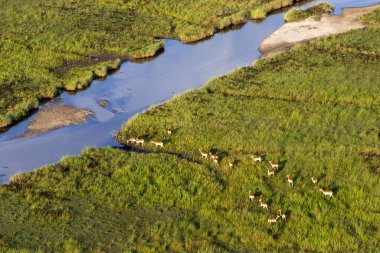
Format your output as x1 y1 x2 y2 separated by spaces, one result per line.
260 3 380 57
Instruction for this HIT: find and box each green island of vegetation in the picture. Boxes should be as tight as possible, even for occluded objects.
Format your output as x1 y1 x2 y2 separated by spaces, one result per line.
1 5 380 253
0 0 305 130
284 2 334 22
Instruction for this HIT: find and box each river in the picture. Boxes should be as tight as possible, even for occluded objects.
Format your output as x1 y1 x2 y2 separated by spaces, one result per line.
0 0 377 183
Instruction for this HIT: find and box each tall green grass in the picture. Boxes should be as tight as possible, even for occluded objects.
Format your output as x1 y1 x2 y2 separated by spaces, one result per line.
116 27 380 251
1 26 379 251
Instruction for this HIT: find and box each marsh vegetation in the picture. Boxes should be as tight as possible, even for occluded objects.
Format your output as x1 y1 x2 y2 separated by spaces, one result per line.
284 2 334 22
1 17 379 251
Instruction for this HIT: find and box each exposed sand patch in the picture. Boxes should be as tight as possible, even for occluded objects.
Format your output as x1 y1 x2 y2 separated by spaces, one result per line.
260 3 380 57
18 105 93 138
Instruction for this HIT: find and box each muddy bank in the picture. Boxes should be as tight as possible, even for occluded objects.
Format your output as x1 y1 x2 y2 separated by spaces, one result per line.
53 54 127 75
260 3 380 57
17 105 93 138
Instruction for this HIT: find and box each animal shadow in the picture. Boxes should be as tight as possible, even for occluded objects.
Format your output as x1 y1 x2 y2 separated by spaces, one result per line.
278 159 288 171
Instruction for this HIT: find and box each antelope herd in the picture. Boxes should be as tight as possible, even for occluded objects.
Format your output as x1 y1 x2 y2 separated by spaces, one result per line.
127 137 145 145
126 134 335 225
242 157 334 225
127 129 173 148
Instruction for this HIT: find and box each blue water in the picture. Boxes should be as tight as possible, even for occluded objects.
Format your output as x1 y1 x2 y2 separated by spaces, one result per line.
0 0 377 183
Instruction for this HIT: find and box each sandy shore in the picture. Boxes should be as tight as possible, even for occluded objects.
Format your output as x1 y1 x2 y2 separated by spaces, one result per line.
260 3 380 57
18 105 93 138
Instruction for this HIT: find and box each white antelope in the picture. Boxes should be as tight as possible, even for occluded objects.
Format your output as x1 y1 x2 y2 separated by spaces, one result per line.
199 149 208 159
259 199 268 210
268 169 275 177
210 153 219 163
268 215 280 224
135 138 145 145
269 161 279 170
248 191 255 201
151 141 164 148
319 188 333 198
278 209 286 221
311 177 318 185
167 130 172 135
287 174 294 186
127 137 137 143
210 153 218 160
228 160 234 169
251 155 262 162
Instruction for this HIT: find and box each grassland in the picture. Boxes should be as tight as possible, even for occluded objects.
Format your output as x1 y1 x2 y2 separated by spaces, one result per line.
360 7 380 25
0 0 305 130
1 20 379 251
284 2 334 22
117 27 380 251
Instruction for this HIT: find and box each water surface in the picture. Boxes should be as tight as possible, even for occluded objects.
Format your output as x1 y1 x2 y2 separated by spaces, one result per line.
0 0 377 183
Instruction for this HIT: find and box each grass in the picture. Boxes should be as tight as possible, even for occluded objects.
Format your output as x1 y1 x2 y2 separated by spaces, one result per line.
1 25 379 251
116 27 380 251
360 7 380 25
284 2 334 22
0 0 305 130
0 148 226 252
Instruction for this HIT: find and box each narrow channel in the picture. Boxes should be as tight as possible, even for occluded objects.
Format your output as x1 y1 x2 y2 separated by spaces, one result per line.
0 0 377 183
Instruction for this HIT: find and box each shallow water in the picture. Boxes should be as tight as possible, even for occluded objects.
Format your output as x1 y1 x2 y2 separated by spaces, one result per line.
0 0 377 183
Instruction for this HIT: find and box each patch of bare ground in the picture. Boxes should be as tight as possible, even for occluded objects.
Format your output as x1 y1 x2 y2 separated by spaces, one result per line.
260 3 380 57
17 105 93 138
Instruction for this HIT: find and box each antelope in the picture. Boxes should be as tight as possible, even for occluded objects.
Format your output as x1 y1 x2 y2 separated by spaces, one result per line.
287 174 294 186
199 149 208 159
251 155 262 162
228 160 234 169
278 209 286 221
269 161 279 170
210 153 218 160
311 176 318 185
268 215 280 224
135 138 145 145
248 191 255 201
210 153 219 163
167 130 172 135
151 141 164 148
127 137 137 143
268 169 275 177
319 188 333 198
259 199 268 210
